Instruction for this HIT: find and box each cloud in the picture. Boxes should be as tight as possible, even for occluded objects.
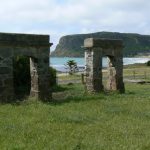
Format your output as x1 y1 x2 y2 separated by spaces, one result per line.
0 0 149 50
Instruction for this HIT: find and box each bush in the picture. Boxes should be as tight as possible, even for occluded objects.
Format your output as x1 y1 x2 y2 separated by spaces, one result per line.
147 60 150 66
49 66 57 87
13 56 31 97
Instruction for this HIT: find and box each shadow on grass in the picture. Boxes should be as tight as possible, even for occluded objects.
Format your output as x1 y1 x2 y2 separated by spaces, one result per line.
52 85 69 93
0 85 72 105
0 96 30 105
51 87 108 105
0 83 137 106
0 86 32 105
50 85 137 105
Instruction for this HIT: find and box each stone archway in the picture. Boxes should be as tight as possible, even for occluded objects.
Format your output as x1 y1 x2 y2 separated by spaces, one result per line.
0 33 52 102
83 38 125 93
106 56 117 91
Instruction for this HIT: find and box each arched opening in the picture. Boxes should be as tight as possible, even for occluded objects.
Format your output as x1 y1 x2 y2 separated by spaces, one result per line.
13 56 31 99
102 55 117 91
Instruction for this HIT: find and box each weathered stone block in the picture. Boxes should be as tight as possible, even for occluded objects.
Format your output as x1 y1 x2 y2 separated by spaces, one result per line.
0 48 13 57
0 80 3 87
84 38 123 48
0 67 11 74
4 78 13 86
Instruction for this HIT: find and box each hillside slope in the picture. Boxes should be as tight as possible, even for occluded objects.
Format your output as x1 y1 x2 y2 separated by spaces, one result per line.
51 32 150 57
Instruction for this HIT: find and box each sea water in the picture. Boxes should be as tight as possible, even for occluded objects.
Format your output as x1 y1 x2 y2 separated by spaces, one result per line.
50 57 150 72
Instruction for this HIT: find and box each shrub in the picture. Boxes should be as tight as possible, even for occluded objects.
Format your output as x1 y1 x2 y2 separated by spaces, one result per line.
65 60 78 75
49 66 57 87
13 56 31 97
147 60 150 66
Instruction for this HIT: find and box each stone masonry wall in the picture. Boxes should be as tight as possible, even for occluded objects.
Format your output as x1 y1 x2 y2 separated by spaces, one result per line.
0 33 52 102
84 38 125 93
85 47 103 92
0 47 14 102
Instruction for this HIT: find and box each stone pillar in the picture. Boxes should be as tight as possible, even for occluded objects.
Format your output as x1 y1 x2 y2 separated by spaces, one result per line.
30 46 52 101
38 56 52 101
115 57 125 93
30 56 51 101
85 47 103 93
0 48 14 102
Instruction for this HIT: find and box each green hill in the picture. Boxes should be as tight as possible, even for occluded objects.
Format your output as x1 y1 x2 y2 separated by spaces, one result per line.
51 31 150 57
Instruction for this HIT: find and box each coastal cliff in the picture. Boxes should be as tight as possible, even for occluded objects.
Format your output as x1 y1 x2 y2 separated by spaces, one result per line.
51 32 150 57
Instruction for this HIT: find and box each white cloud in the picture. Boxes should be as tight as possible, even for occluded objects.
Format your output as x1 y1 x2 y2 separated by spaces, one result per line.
0 0 150 50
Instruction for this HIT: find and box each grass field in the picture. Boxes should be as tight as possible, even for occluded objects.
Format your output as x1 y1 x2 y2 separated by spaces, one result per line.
0 64 150 150
0 82 150 149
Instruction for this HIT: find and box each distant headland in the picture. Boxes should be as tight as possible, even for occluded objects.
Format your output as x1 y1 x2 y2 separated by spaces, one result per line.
51 31 150 57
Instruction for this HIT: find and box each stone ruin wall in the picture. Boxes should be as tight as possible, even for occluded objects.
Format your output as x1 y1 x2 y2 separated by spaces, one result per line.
84 38 125 93
0 33 52 102
0 33 125 102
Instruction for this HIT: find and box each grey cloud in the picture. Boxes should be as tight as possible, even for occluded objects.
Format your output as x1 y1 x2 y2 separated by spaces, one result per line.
0 0 149 48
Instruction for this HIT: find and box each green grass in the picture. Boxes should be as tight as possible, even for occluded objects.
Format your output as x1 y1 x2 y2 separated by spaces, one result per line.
0 82 150 149
123 63 150 80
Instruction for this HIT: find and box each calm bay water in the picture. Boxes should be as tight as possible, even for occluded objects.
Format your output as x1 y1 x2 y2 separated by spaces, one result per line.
50 57 150 72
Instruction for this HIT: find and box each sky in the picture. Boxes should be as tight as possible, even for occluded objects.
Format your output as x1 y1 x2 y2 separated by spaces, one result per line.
0 0 150 50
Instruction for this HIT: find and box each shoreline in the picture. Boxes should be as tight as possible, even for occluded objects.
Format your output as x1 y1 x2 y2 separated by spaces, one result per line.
56 62 149 76
51 57 150 73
